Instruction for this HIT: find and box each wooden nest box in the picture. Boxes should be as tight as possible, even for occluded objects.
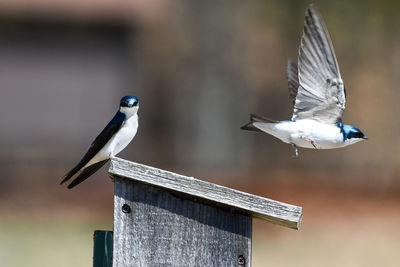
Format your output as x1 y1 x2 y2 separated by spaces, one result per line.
94 157 302 267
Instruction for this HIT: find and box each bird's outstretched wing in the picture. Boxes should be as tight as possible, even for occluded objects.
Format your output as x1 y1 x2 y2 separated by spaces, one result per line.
292 4 346 124
60 111 125 186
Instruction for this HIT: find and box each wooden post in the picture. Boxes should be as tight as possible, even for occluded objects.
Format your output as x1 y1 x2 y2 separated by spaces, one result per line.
93 230 113 267
108 157 302 267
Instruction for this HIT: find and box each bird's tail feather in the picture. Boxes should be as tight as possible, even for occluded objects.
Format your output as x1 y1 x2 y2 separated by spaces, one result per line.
241 113 277 132
240 122 262 132
60 166 81 185
249 113 278 123
67 159 109 189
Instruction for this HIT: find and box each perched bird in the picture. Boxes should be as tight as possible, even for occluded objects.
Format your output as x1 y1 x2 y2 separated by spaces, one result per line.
60 95 139 188
241 5 367 157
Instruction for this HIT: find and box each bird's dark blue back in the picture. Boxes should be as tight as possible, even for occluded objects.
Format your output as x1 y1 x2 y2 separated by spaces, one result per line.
60 111 126 185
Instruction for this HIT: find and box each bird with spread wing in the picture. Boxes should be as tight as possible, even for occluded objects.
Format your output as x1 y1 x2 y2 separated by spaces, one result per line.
241 4 367 156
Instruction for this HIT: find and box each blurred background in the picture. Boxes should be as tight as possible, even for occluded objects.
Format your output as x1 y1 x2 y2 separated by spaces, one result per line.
0 0 400 266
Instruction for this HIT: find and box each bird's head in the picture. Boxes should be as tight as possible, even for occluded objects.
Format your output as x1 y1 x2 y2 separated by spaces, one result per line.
340 123 368 145
119 95 139 116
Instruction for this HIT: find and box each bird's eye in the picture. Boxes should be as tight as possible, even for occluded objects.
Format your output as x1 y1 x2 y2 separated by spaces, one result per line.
351 132 363 139
133 101 138 107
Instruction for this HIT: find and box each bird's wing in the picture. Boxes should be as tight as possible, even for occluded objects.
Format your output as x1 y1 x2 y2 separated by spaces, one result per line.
287 60 299 105
60 111 125 185
67 159 109 189
292 4 346 124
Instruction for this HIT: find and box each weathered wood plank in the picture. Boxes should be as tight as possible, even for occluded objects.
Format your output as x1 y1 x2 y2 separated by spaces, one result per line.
109 157 302 230
113 178 252 267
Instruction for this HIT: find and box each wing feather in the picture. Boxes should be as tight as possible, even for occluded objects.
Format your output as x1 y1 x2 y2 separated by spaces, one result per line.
292 4 346 124
67 159 109 189
60 111 125 185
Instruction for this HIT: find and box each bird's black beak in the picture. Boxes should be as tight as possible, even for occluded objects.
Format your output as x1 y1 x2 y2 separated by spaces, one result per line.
363 136 368 140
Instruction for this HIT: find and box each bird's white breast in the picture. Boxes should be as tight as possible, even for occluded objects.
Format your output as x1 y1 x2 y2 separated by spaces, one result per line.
254 119 346 149
108 113 138 156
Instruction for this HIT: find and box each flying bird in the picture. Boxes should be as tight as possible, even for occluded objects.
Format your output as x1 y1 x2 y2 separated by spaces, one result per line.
60 95 139 188
241 4 367 156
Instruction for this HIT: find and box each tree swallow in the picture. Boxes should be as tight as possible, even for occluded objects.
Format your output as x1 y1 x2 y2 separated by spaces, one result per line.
241 5 367 156
60 95 139 188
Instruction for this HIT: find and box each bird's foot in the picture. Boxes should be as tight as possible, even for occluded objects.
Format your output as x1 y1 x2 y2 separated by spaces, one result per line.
309 140 320 149
309 140 317 149
291 143 299 157
301 136 320 149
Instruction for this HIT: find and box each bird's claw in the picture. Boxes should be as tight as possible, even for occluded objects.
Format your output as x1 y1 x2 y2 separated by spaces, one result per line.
310 140 317 149
301 135 320 149
291 143 299 157
309 140 320 149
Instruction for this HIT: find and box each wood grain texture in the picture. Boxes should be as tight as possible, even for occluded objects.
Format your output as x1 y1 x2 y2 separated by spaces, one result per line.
113 178 252 267
109 157 302 230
